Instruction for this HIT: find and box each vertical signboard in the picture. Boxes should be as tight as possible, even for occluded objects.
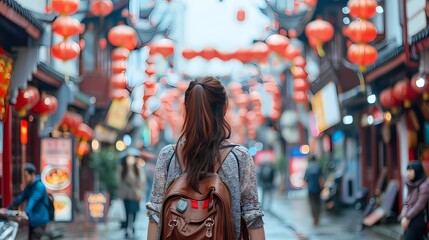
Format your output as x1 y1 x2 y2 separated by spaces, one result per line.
40 138 73 222
289 146 308 190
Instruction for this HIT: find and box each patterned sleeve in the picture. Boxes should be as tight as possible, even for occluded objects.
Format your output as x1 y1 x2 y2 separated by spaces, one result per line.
235 146 264 229
146 145 174 223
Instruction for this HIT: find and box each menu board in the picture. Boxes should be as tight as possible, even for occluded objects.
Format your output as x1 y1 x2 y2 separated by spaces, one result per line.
40 138 73 222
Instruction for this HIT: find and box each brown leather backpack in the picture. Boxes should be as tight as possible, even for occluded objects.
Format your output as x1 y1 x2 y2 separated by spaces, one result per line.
160 145 248 240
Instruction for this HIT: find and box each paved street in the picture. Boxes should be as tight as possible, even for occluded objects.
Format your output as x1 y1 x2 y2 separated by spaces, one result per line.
52 190 402 240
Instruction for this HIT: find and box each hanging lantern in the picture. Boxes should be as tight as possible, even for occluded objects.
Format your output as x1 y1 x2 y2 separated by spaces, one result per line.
380 88 401 110
182 48 198 60
111 73 127 89
305 18 334 57
99 38 107 49
52 0 80 15
108 25 138 51
52 16 83 38
144 78 158 101
200 48 218 60
347 43 377 72
76 123 94 142
31 94 58 129
411 74 429 100
292 56 307 68
347 0 378 20
77 141 90 157
112 89 129 100
14 86 40 117
291 67 308 79
90 0 114 17
145 64 155 77
150 38 175 58
393 79 419 108
60 111 82 132
293 91 308 103
294 78 310 91
346 20 377 43
217 52 235 61
111 60 127 74
266 34 290 53
303 0 318 8
282 44 302 61
51 40 81 61
111 48 130 60
251 42 270 62
237 9 246 22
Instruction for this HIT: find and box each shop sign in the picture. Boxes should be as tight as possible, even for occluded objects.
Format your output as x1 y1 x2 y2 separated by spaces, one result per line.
105 97 131 130
289 146 308 189
84 192 109 224
40 138 74 222
0 53 13 121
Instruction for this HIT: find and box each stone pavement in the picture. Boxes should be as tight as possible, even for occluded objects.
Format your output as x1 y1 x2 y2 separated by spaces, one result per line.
50 191 403 240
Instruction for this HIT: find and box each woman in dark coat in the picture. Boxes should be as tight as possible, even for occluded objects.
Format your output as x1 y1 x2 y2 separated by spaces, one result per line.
400 161 429 240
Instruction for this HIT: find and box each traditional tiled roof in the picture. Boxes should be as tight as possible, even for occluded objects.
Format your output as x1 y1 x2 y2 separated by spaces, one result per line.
38 62 80 84
365 45 404 73
411 26 429 46
2 0 44 32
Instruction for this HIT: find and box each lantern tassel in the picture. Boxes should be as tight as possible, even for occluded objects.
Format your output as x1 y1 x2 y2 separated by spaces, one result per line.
316 45 325 57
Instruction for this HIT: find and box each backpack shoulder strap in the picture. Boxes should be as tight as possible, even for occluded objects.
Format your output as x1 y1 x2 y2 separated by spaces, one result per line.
165 144 177 174
214 144 238 173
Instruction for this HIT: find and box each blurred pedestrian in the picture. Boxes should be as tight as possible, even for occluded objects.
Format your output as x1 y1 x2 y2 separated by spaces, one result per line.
258 158 275 211
8 163 50 240
400 161 429 240
146 77 265 240
304 156 324 226
118 148 144 239
144 161 155 203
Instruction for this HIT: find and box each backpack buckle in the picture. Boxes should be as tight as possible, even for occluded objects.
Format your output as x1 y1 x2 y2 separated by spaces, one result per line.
168 219 178 230
204 218 215 238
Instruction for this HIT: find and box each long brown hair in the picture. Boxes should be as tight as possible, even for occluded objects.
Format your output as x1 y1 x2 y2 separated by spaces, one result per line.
178 77 231 191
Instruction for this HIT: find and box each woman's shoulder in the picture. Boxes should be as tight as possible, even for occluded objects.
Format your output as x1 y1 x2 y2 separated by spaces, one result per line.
230 145 252 161
421 178 429 191
157 144 176 163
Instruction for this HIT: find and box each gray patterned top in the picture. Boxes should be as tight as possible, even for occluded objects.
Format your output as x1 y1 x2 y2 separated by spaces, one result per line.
146 144 264 240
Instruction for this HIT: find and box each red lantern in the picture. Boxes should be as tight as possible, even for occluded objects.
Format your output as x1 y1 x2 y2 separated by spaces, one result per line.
111 60 127 74
347 20 377 43
347 43 377 72
77 141 90 157
60 111 82 132
112 89 129 100
411 74 429 100
52 0 80 15
144 78 158 101
90 0 114 17
150 38 175 58
282 44 301 61
303 0 318 7
182 48 198 60
111 73 127 89
237 9 246 22
76 123 94 141
51 40 80 61
15 86 40 117
393 79 419 108
251 42 270 62
235 48 253 63
145 64 155 77
266 34 290 53
52 16 83 38
292 56 307 68
291 67 308 79
347 0 378 20
293 91 308 103
200 48 218 60
108 25 138 51
305 19 334 57
32 94 58 129
380 88 401 109
294 78 310 91
112 48 130 60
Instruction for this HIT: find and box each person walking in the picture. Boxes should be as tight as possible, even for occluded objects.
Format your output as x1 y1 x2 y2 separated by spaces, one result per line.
146 77 265 240
400 160 429 240
258 159 275 211
304 156 324 226
8 163 50 240
118 148 144 239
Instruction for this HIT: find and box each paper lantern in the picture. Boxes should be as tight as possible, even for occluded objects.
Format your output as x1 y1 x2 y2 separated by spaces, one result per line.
237 9 246 22
111 73 127 89
90 0 114 17
112 89 129 100
393 79 419 108
347 43 377 72
76 123 94 141
294 78 310 91
111 48 130 60
217 52 235 61
251 42 270 62
77 141 90 157
182 48 198 60
347 20 377 43
200 48 218 60
111 60 127 74
108 25 138 51
411 74 429 100
60 111 82 132
266 34 290 53
234 48 253 63
52 16 83 38
305 18 334 57
291 67 308 79
150 38 175 58
51 40 80 61
380 88 401 109
282 44 301 61
293 91 308 103
52 0 80 15
347 0 377 20
14 86 40 117
32 94 58 129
